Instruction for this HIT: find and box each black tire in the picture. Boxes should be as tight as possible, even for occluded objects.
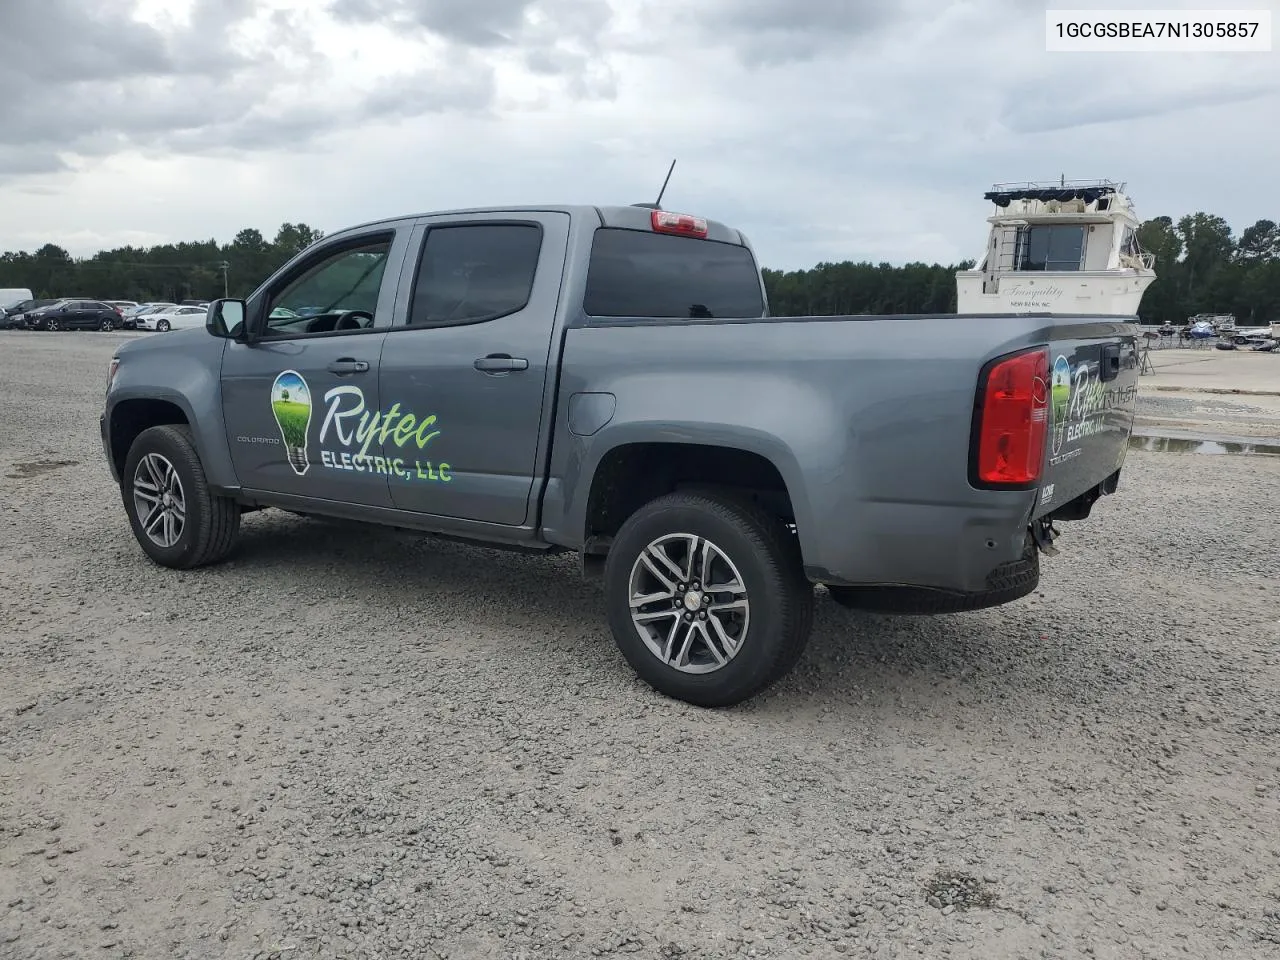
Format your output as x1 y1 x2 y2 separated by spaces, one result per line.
156 319 170 332
827 535 1040 615
46 318 58 331
603 491 814 708
122 424 241 569
100 317 114 331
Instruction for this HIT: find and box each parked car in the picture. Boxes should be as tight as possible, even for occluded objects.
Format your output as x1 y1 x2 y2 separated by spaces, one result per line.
134 304 208 332
1 298 58 329
126 304 179 329
0 288 34 312
25 299 123 331
102 301 141 328
101 202 1140 708
127 303 177 320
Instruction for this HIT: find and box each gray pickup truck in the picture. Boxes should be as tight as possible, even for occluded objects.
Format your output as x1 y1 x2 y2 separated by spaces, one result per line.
101 203 1139 707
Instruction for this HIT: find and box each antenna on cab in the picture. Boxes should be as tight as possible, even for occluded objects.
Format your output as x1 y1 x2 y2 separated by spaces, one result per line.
631 158 677 210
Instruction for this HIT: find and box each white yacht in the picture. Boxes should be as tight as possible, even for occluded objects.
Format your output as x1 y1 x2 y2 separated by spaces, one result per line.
956 178 1157 316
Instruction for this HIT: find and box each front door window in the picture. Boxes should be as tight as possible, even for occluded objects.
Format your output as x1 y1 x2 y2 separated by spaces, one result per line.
261 240 392 338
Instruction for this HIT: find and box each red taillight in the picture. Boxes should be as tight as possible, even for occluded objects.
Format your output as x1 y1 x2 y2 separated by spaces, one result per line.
974 347 1049 487
651 210 708 238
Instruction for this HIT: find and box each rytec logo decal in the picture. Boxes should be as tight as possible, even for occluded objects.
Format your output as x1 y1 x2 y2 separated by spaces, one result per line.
271 370 312 475
1050 355 1072 455
319 385 451 482
1048 349 1137 466
268 371 451 482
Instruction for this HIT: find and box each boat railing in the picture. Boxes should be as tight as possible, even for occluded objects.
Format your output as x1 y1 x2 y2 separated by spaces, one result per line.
1119 251 1156 271
990 178 1125 193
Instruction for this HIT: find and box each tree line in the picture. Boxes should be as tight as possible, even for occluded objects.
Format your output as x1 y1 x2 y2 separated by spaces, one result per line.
0 224 325 306
3 213 1278 325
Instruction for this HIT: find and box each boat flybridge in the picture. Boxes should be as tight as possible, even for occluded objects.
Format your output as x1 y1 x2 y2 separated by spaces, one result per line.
956 179 1157 316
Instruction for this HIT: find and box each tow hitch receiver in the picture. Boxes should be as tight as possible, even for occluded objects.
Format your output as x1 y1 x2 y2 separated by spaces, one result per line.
1032 516 1061 556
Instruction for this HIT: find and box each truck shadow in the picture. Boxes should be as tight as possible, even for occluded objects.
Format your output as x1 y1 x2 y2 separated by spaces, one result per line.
219 511 1145 713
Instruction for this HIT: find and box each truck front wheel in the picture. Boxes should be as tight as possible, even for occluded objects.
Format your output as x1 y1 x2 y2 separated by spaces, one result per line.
603 492 814 708
122 424 241 569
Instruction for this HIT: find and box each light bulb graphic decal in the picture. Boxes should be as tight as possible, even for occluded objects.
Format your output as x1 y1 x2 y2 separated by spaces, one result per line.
271 370 312 475
1050 354 1071 455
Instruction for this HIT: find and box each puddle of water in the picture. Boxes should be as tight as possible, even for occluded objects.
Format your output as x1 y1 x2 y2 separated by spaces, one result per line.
1129 435 1280 456
6 460 78 478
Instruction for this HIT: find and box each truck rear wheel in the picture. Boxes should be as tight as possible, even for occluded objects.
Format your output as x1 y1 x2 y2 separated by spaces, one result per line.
122 424 241 569
603 491 814 708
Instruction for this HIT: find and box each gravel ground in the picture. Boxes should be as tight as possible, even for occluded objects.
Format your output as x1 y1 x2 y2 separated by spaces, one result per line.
2 330 1280 960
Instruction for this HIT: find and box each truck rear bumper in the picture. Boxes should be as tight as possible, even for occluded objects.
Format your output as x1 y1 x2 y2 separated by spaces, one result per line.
801 494 1038 594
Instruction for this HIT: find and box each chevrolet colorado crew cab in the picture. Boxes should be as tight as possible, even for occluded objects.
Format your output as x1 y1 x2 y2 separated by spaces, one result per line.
101 203 1139 708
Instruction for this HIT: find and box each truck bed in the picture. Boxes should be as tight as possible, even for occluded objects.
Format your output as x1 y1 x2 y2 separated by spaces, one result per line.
547 311 1138 593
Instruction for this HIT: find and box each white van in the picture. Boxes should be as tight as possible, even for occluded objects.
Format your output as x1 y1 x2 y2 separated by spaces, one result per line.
0 288 34 310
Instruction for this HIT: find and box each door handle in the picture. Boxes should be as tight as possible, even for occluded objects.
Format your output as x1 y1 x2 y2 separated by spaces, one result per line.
1100 344 1121 382
473 355 529 373
327 359 370 374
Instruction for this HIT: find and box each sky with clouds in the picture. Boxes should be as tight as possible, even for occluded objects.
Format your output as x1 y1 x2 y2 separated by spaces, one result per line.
1 0 1277 270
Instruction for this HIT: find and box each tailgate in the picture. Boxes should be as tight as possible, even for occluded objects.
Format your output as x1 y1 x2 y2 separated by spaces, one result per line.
1034 331 1138 519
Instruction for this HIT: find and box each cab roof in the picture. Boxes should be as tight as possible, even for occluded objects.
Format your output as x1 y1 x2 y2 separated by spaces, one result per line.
328 204 751 247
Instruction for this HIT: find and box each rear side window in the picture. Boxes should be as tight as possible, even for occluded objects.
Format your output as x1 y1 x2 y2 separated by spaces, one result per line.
409 223 542 328
583 228 765 319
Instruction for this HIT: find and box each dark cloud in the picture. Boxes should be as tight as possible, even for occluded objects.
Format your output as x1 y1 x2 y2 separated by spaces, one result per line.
0 0 176 83
0 147 69 179
684 0 908 65
330 0 533 47
0 0 501 179
360 61 498 120
0 0 258 174
1001 80 1280 135
329 0 616 62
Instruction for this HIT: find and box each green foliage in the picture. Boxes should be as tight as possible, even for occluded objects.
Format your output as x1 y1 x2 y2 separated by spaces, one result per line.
0 223 325 303
1123 214 1280 325
2 212 1277 325
272 399 310 447
762 211 1280 326
763 260 970 316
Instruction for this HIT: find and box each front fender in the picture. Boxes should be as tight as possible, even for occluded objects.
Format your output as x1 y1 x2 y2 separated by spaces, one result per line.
105 334 238 490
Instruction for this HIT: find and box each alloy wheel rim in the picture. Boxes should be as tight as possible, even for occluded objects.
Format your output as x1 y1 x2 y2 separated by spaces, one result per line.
132 453 186 548
627 533 751 674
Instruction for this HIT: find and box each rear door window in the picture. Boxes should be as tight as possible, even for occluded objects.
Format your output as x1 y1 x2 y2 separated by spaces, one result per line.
583 228 765 319
408 223 543 328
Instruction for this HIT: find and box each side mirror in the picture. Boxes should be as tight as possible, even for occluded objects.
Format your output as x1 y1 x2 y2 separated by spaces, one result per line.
207 298 248 341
